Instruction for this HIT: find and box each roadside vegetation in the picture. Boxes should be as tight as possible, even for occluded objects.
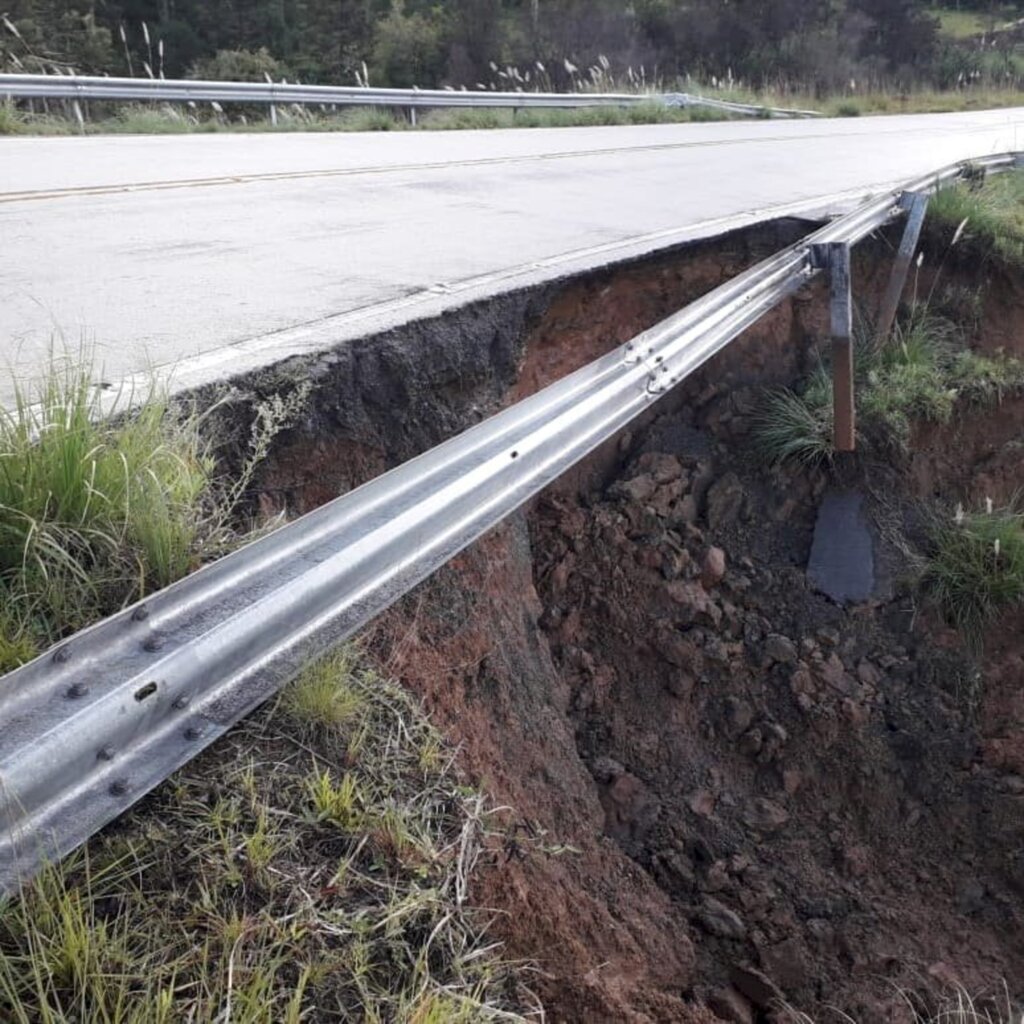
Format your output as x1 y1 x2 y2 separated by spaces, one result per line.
0 647 530 1022
755 308 1024 469
0 97 738 137
784 982 1022 1023
0 356 302 675
922 497 1024 640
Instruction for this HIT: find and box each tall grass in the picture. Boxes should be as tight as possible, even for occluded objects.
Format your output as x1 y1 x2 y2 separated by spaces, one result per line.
923 498 1024 641
0 359 215 671
0 354 308 676
930 173 1024 267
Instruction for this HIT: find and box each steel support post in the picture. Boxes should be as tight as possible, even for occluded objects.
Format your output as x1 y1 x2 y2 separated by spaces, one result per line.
827 242 855 452
876 191 929 342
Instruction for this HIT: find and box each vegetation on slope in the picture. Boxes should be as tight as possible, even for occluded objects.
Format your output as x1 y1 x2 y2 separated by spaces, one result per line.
0 648 529 1022
755 308 1024 469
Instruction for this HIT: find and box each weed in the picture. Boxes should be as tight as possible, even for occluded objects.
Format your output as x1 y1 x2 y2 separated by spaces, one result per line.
755 387 835 469
922 498 1024 641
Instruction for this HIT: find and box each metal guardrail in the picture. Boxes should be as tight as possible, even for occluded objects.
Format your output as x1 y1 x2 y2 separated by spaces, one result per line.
0 72 820 119
0 152 1018 892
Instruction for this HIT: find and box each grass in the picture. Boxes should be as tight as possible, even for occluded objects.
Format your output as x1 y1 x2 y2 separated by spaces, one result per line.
699 81 1024 117
0 355 305 676
0 359 213 672
783 982 1021 1022
0 647 530 1022
922 498 1024 640
930 173 1024 268
755 308 1024 470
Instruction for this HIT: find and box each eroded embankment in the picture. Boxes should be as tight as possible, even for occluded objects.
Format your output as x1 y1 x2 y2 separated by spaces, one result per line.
234 221 1024 1022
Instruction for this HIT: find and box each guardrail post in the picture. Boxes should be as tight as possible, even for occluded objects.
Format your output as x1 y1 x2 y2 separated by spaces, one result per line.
409 106 417 127
876 191 929 342
269 103 277 126
826 242 855 452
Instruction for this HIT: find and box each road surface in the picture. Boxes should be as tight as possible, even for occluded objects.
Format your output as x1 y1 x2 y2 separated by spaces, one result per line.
2 108 1023 403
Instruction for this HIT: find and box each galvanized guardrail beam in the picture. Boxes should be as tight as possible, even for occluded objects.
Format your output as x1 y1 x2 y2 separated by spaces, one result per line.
0 152 1019 893
0 73 820 119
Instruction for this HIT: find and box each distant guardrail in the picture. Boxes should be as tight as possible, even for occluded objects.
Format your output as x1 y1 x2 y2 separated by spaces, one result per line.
0 72 821 120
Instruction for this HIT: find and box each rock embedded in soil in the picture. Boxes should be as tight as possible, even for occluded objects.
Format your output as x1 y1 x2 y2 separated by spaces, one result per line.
707 988 754 1024
698 897 747 939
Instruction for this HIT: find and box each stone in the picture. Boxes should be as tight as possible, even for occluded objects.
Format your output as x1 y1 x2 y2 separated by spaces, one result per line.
688 788 717 818
635 451 684 484
702 545 727 589
764 633 798 665
600 772 659 842
611 474 656 503
667 580 722 627
652 848 696 891
654 632 700 670
676 494 699 525
744 798 789 833
666 673 696 698
708 988 754 1024
707 472 747 528
590 756 625 783
699 897 747 939
730 964 785 1008
759 937 808 990
856 660 881 687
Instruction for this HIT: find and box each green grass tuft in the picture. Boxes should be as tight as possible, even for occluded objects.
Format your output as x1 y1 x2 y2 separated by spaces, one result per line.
922 499 1024 641
755 309 1024 467
929 173 1024 267
0 358 214 659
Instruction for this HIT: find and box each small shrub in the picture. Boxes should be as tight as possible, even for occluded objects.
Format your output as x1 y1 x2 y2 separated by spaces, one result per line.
835 101 862 117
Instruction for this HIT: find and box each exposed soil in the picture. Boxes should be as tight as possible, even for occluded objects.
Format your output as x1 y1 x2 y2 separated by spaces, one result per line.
250 222 1024 1021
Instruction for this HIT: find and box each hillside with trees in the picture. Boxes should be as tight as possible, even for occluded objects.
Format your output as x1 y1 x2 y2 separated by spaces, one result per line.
2 1 1023 95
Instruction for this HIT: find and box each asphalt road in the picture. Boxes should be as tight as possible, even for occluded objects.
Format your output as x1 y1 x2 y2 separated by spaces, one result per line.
2 108 1023 404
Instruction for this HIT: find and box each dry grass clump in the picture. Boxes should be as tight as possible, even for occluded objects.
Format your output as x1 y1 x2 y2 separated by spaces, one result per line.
930 173 1024 268
0 647 532 1023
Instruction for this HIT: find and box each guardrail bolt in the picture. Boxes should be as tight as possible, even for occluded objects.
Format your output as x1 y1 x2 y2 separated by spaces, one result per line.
97 746 115 761
143 634 165 653
172 694 191 710
132 606 150 622
109 779 130 797
185 725 205 741
66 682 89 699
53 647 72 664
